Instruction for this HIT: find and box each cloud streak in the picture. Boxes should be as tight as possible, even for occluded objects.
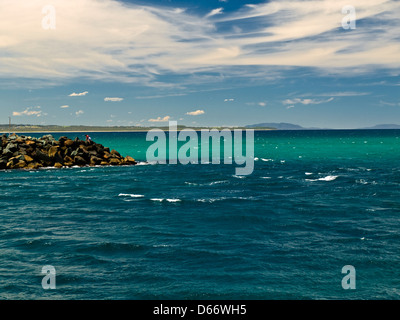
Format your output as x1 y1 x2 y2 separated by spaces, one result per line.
186 110 205 116
148 116 171 122
104 97 124 102
283 97 334 106
13 106 42 117
69 91 88 97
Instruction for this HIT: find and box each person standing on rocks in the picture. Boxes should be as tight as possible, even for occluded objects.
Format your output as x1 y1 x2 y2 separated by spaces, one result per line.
85 134 92 143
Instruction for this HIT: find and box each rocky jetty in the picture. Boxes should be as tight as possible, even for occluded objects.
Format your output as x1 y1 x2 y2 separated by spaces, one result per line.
0 134 137 170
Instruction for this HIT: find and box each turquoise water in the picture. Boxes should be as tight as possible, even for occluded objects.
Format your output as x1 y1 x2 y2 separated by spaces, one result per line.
1 130 400 299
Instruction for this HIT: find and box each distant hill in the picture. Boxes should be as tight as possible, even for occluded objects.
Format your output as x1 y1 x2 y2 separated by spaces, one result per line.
246 122 305 130
359 124 400 129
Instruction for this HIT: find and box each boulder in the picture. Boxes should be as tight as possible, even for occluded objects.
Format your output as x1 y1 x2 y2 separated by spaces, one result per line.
24 155 34 163
64 139 74 147
109 158 121 165
90 156 103 165
125 156 136 164
110 149 121 157
73 156 87 166
48 146 59 158
54 162 63 168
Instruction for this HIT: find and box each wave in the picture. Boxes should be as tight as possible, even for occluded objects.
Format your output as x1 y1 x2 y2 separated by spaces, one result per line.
306 175 339 182
118 193 145 198
318 175 338 181
150 198 182 203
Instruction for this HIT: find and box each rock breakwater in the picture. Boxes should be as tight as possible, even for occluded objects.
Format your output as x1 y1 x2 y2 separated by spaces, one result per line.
0 134 137 170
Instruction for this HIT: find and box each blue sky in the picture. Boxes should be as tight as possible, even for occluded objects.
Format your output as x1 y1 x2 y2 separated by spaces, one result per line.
1 0 399 128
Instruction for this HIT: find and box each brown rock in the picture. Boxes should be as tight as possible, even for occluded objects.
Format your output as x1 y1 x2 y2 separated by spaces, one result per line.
110 149 121 157
64 139 74 147
109 158 121 165
124 156 136 164
48 146 60 158
90 156 102 166
27 162 41 170
73 156 87 166
64 155 73 163
24 155 34 163
103 152 111 159
54 162 63 168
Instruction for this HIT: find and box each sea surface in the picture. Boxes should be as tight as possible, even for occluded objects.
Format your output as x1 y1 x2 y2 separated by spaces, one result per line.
1 129 400 300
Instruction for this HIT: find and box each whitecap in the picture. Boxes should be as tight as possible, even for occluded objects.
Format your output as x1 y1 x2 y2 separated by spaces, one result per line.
135 162 150 166
185 182 198 186
209 180 228 185
254 157 259 161
305 172 313 175
318 175 338 181
150 198 164 202
261 158 273 162
118 193 144 198
260 176 271 179
166 199 182 202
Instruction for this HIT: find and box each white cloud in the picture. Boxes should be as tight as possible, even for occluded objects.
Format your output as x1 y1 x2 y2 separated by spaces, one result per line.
224 98 235 102
69 91 88 97
186 109 205 116
13 106 42 117
60 105 70 108
258 102 267 107
104 97 124 102
205 8 224 18
283 97 334 105
148 116 171 122
75 110 84 116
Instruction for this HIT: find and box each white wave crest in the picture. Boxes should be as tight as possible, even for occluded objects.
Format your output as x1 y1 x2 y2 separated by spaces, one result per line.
118 193 144 198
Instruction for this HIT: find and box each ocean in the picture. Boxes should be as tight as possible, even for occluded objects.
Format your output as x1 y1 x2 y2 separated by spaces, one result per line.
1 129 400 300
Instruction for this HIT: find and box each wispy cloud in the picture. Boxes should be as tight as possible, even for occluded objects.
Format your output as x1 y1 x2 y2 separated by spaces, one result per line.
186 110 205 116
224 98 235 102
283 97 334 106
104 97 124 102
148 116 171 122
60 105 70 108
13 106 42 117
75 110 84 116
69 91 88 97
205 8 223 18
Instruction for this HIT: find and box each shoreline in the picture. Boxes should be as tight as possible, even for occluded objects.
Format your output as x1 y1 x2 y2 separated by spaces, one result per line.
0 128 276 134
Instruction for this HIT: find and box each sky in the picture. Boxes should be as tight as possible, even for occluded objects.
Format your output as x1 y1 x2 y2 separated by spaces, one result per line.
0 0 399 129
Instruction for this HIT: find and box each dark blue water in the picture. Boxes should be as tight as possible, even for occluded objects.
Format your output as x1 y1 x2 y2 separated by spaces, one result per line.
1 130 400 299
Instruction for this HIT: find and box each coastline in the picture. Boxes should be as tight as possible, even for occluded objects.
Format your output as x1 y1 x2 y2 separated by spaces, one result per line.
0 128 276 134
